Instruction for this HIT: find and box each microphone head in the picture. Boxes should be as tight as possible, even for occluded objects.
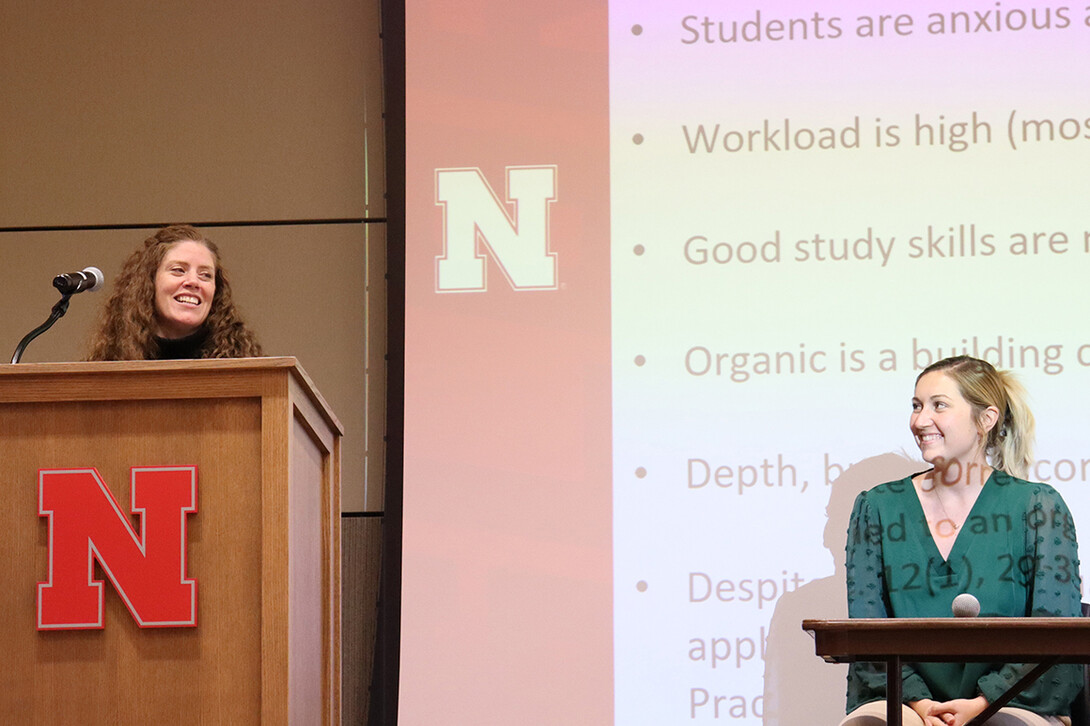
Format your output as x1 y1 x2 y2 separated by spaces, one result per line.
82 266 105 292
952 592 981 617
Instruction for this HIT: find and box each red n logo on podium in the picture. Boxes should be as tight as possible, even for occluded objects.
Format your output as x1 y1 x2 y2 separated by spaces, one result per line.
37 467 198 630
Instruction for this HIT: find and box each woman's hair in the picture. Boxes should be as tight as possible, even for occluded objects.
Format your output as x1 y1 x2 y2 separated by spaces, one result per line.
86 225 263 360
917 355 1034 478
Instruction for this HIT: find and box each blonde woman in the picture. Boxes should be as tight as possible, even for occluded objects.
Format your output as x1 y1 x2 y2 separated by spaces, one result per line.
841 356 1081 726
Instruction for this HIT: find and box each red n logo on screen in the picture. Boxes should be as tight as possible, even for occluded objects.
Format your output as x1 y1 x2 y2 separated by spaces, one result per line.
38 467 198 630
435 165 558 292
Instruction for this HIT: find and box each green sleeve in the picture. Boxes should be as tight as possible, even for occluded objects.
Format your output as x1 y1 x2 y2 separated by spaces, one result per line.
976 488 1083 712
845 491 933 709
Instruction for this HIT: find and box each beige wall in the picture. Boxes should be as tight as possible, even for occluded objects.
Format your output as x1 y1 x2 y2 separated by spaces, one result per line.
0 0 386 513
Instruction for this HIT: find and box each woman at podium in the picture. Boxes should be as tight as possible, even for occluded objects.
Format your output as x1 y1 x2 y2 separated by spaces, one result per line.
840 356 1082 726
87 225 262 360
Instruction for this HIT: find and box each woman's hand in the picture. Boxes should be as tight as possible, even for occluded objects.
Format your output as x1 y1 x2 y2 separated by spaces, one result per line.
921 695 989 726
908 699 951 725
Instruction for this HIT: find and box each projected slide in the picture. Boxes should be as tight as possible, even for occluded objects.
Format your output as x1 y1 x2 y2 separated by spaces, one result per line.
404 2 1090 724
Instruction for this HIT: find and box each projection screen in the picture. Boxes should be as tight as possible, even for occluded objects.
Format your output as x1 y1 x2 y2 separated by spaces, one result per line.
402 2 1090 723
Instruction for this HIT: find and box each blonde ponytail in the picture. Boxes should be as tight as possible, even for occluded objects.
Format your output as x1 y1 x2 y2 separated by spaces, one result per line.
991 369 1034 478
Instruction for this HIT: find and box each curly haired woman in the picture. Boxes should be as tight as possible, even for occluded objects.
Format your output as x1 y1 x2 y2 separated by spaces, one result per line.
86 225 262 360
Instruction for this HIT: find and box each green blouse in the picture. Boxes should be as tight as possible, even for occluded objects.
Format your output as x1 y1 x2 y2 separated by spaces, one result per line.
844 470 1083 715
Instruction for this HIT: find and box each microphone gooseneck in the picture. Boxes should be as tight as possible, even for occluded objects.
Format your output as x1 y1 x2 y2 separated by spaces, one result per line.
11 266 106 364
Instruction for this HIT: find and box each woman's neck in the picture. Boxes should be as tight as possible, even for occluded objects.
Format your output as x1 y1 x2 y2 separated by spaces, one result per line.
927 456 992 495
914 459 992 558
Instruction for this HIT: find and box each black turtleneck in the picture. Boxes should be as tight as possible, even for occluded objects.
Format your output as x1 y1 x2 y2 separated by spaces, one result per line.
153 328 209 360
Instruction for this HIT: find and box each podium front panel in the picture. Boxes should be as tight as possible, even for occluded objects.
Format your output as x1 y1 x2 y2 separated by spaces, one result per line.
0 359 342 726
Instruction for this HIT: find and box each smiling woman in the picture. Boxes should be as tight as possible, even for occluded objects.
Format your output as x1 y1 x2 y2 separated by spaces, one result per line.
154 239 216 340
86 225 263 360
839 356 1081 726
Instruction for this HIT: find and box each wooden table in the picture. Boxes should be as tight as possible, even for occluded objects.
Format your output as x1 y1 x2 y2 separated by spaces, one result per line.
802 618 1090 726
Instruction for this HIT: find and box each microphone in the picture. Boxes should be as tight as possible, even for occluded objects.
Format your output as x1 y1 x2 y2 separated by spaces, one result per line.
10 266 107 363
53 267 105 295
952 592 981 617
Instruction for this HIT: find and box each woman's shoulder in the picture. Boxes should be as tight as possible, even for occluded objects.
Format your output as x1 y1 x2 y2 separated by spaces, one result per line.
859 470 930 499
990 469 1067 503
850 472 927 519
989 470 1079 545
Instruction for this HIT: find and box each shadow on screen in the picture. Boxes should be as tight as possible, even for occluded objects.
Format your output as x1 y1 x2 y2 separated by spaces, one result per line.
762 452 922 726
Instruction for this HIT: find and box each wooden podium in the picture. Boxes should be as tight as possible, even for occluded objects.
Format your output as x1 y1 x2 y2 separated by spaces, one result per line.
0 358 342 725
804 617 1090 726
